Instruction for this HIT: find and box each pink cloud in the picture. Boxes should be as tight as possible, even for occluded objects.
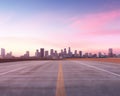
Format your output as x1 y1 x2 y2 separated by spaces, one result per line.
70 10 120 32
87 30 120 36
74 29 120 36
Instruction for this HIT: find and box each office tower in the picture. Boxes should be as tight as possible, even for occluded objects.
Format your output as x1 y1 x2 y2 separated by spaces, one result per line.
45 51 49 57
55 50 58 56
108 48 113 57
40 48 44 58
26 51 30 57
68 47 71 54
59 49 63 57
50 49 54 56
68 47 72 57
35 49 39 57
79 51 82 58
23 51 29 58
1 48 5 58
64 48 67 55
74 50 77 57
63 48 67 58
61 49 63 54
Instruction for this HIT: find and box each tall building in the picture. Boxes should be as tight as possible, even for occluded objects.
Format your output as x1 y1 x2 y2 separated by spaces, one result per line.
108 48 113 57
79 51 82 58
64 48 67 55
63 48 67 58
55 50 58 57
59 49 63 57
68 47 72 57
40 48 44 58
26 51 30 57
35 49 39 57
61 49 63 54
23 51 29 58
68 47 71 54
50 49 54 56
1 48 5 58
74 50 77 57
45 51 49 57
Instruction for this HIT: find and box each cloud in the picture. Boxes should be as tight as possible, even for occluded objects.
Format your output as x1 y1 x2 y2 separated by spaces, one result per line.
86 30 120 36
70 9 120 35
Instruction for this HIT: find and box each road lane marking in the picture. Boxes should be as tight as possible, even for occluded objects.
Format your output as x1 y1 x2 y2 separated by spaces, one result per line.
56 63 66 96
0 66 28 76
79 62 120 77
0 61 49 76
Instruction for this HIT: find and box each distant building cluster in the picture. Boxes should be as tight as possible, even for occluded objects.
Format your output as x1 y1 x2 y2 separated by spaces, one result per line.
21 51 30 58
33 47 120 59
0 47 120 59
0 48 13 59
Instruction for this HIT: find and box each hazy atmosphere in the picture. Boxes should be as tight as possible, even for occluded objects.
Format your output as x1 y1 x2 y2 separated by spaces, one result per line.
0 1 120 96
0 0 120 56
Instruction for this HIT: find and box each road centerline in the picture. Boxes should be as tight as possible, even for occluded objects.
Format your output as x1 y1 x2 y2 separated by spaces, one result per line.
56 63 66 96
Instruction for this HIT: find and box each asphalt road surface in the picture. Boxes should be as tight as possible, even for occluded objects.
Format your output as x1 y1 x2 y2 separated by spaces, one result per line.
0 60 120 96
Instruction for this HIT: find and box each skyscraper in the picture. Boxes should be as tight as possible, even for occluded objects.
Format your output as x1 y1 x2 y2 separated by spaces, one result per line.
108 48 113 57
68 47 72 57
35 49 39 57
40 48 44 58
64 48 67 55
74 50 77 57
23 51 29 58
45 51 49 57
68 47 71 54
1 48 5 58
59 49 64 57
26 51 30 57
79 51 82 58
55 50 58 57
61 49 63 54
50 49 54 56
63 48 67 58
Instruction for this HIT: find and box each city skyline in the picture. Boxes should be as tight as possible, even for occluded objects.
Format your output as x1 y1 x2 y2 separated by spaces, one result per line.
1 47 120 58
0 0 120 56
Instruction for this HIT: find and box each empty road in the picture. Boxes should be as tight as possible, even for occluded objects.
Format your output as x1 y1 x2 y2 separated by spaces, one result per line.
0 60 120 96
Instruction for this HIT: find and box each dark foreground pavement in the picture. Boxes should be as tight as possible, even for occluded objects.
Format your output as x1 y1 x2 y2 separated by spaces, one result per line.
0 60 120 96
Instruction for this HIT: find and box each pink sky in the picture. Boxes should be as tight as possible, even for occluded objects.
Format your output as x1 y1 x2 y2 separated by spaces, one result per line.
0 4 120 56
